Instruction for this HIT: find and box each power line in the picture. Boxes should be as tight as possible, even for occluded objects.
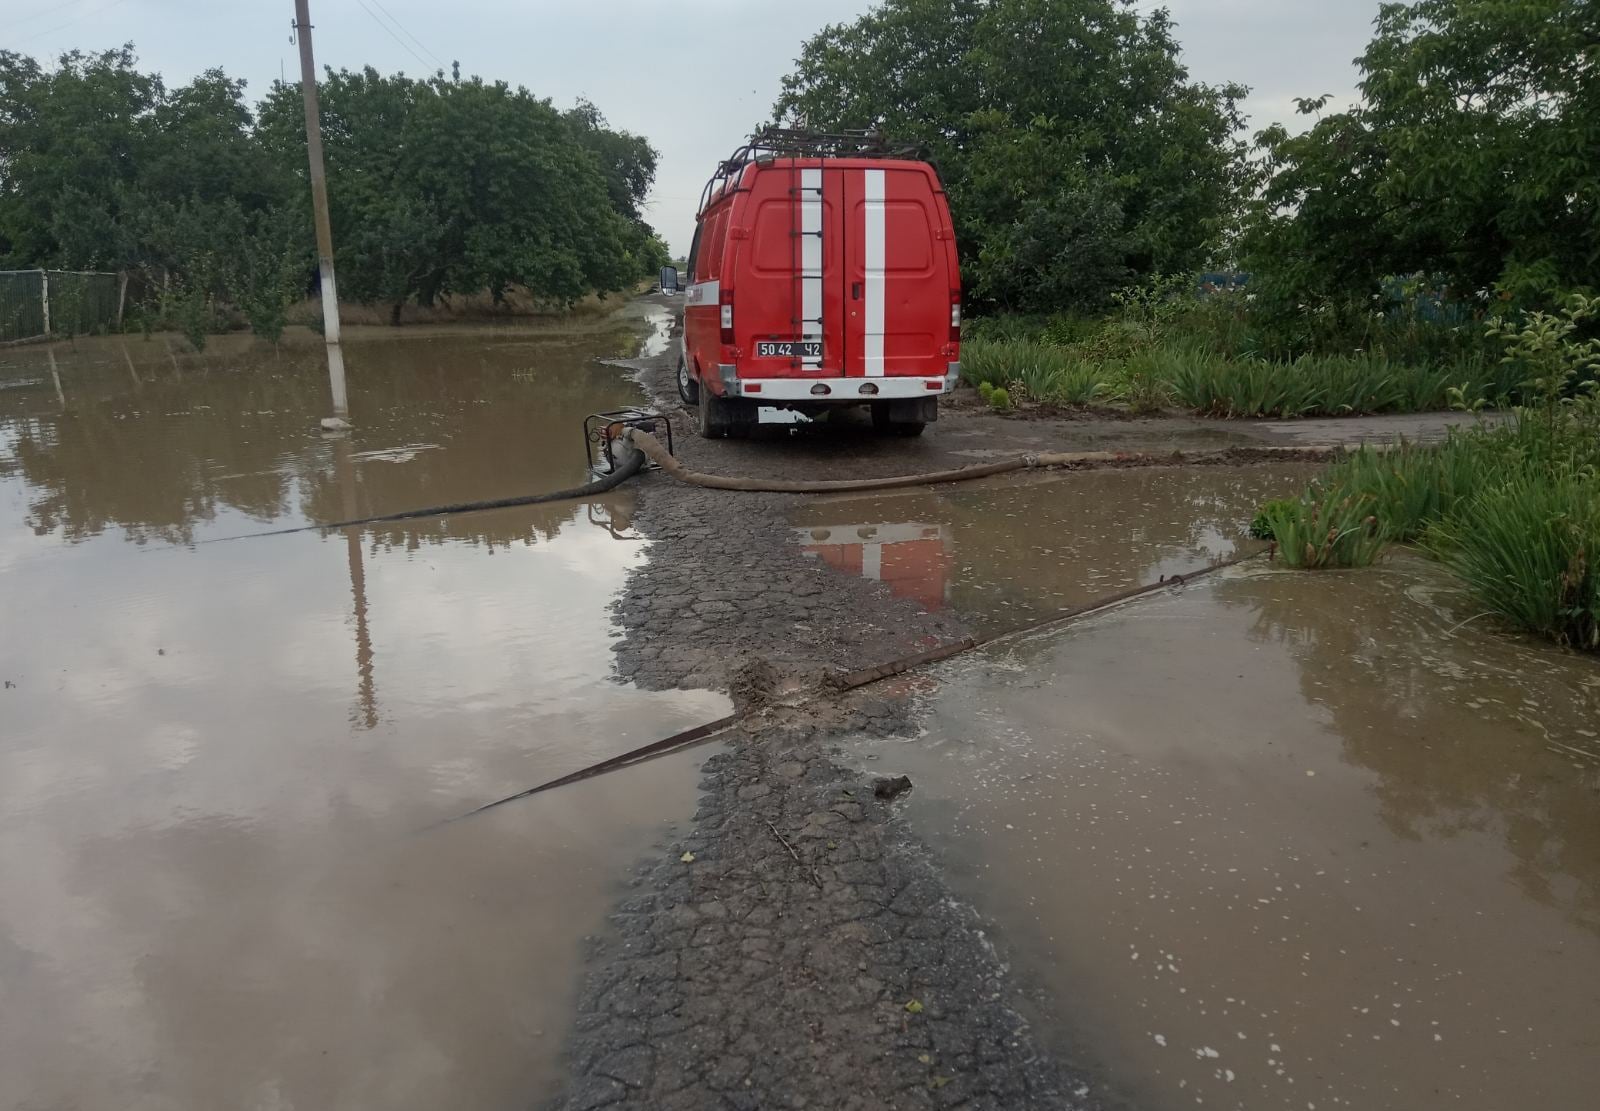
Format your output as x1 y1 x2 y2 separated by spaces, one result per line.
353 0 434 73
14 0 129 47
1 0 93 34
366 0 446 71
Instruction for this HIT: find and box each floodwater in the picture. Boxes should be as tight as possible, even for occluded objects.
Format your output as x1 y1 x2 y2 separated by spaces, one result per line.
0 314 727 1110
789 465 1315 633
854 556 1600 1110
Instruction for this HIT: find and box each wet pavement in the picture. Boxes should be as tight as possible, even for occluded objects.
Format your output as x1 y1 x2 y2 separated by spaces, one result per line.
0 318 728 1109
847 555 1600 1110
790 466 1315 634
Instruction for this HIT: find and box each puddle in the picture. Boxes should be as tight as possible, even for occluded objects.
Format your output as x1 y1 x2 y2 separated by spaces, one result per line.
0 328 728 1108
789 465 1315 633
637 305 674 358
853 556 1600 1110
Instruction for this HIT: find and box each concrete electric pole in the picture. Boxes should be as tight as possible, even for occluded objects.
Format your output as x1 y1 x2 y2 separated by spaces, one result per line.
293 0 352 431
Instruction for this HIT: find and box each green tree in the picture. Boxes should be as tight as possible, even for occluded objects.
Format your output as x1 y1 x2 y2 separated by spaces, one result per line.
1246 0 1600 309
777 0 1248 313
0 47 303 342
1 47 664 333
0 46 160 268
257 69 658 320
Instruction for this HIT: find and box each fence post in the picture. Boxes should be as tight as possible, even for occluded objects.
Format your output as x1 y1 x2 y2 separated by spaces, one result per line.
116 272 129 329
40 271 50 337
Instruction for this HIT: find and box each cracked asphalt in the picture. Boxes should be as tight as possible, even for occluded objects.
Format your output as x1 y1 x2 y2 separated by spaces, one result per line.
558 721 1095 1110
549 302 1114 1109
553 294 1458 1109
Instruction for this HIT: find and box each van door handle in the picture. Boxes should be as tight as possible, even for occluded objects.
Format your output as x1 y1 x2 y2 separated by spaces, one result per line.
851 282 863 300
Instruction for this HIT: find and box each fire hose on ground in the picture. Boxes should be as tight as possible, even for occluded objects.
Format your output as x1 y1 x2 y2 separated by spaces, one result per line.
203 407 1344 544
179 413 1344 818
622 428 1128 493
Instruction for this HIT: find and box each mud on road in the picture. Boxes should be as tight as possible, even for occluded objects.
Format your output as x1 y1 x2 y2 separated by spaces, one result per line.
553 300 1340 1109
556 297 1536 1109
560 715 1092 1110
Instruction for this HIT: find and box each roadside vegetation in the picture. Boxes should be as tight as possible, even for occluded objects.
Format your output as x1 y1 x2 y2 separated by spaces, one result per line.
959 277 1526 416
0 48 669 346
1261 296 1600 651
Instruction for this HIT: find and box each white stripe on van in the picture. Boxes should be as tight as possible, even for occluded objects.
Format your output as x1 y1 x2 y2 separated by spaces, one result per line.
684 279 719 305
863 169 886 378
800 167 823 370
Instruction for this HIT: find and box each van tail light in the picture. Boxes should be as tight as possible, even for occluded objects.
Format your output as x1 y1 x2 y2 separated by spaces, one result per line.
719 290 735 345
949 292 962 342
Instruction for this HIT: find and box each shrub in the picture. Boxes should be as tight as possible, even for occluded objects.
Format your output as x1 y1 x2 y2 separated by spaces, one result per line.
1429 476 1599 650
963 314 1052 345
987 387 1012 412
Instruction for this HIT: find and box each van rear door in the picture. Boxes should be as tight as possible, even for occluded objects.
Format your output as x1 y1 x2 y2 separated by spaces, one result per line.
739 162 846 376
840 166 947 380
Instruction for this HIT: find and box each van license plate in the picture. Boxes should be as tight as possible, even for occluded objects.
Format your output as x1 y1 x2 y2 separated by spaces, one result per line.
757 341 822 359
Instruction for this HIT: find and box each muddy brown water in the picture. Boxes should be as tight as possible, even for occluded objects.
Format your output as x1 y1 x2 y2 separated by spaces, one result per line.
852 557 1600 1110
789 465 1316 634
0 315 728 1109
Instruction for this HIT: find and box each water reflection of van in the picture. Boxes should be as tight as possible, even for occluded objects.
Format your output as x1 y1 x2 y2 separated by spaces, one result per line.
797 522 951 612
666 128 962 439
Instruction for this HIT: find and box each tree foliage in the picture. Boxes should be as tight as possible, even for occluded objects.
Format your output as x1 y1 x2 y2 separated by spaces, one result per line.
1246 0 1600 309
256 70 664 316
0 46 666 336
776 0 1249 313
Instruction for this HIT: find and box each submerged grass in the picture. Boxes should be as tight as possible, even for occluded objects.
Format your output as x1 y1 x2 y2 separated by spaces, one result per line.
1427 477 1599 651
1253 294 1600 651
1261 483 1387 569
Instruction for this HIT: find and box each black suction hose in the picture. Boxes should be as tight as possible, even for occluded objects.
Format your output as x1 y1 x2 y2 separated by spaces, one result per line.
200 448 649 544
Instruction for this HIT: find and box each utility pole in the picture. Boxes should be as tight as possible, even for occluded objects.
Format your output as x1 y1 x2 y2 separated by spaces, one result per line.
293 0 351 431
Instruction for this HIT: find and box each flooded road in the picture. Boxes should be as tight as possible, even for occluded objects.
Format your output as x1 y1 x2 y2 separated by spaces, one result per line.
789 465 1314 633
0 318 727 1109
851 556 1600 1110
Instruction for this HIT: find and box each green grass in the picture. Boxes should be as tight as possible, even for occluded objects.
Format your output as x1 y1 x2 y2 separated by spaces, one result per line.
963 334 1500 419
1162 350 1491 418
963 340 1104 405
1320 439 1502 541
1428 476 1599 650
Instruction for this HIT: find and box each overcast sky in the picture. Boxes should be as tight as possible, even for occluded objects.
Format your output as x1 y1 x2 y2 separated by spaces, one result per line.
3 1 1383 254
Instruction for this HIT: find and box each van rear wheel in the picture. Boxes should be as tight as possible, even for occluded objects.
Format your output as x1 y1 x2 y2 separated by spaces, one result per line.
871 401 928 437
677 355 699 406
698 387 732 438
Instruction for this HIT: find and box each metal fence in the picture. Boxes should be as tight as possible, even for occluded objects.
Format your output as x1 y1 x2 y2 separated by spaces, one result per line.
0 269 124 343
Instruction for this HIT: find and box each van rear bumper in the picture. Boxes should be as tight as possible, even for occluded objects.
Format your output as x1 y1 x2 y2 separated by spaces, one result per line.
717 366 960 401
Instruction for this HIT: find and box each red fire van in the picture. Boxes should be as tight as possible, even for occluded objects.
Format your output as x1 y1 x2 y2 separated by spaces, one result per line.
672 130 961 438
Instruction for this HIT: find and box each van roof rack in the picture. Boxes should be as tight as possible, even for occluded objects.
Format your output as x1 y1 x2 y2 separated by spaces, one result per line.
698 126 925 212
